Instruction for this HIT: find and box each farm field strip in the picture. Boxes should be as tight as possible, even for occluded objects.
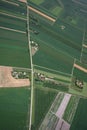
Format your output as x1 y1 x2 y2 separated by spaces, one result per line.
39 92 72 130
72 0 87 7
34 64 71 77
50 92 65 113
29 6 56 22
2 0 19 6
39 92 62 130
80 23 86 62
0 12 27 20
63 96 80 124
56 93 71 118
0 26 26 34
55 118 70 130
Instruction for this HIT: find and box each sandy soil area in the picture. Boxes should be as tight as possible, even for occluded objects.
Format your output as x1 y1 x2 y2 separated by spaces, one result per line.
83 44 87 48
29 6 56 22
0 66 30 87
74 64 87 73
18 0 27 3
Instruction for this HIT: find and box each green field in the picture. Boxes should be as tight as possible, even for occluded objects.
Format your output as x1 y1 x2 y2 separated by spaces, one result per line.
32 87 57 130
0 87 31 130
63 95 80 124
70 98 87 130
0 14 26 31
30 0 44 5
31 35 74 74
51 6 63 16
0 29 30 68
1 1 87 130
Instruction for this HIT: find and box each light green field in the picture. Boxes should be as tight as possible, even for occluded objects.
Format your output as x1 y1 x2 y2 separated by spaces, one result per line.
51 6 63 16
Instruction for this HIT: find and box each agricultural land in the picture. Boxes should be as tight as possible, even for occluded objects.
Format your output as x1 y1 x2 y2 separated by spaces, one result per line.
0 0 87 130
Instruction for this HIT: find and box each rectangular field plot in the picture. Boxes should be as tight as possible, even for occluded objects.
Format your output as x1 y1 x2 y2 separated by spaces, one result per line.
30 14 82 60
31 88 57 130
0 87 31 130
70 98 87 130
31 35 74 74
39 92 72 130
0 28 30 68
0 13 26 31
63 95 80 124
39 111 59 130
81 29 87 64
81 46 87 64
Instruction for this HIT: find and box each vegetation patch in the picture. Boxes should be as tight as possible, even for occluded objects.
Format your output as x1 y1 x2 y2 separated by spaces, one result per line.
32 87 57 130
0 87 30 130
70 98 87 130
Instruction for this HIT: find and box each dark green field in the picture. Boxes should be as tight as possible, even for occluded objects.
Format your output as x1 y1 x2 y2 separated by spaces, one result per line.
0 29 30 68
0 87 31 130
32 87 57 130
0 1 31 68
70 98 87 130
0 0 87 130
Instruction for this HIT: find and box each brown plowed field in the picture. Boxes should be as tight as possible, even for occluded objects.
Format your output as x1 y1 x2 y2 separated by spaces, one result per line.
0 66 30 87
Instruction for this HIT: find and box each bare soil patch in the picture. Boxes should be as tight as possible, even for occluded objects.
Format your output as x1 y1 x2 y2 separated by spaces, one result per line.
29 6 56 22
0 66 30 87
18 0 27 3
83 44 87 48
74 64 87 73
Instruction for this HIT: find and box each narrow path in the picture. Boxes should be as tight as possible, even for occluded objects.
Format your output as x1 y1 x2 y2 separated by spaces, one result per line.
0 12 27 21
2 0 19 6
0 26 26 34
26 2 34 130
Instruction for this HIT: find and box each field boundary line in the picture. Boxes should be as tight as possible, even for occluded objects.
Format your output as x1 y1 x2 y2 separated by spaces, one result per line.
0 12 27 21
80 21 86 62
2 0 19 6
34 64 71 76
28 6 56 23
0 26 26 34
